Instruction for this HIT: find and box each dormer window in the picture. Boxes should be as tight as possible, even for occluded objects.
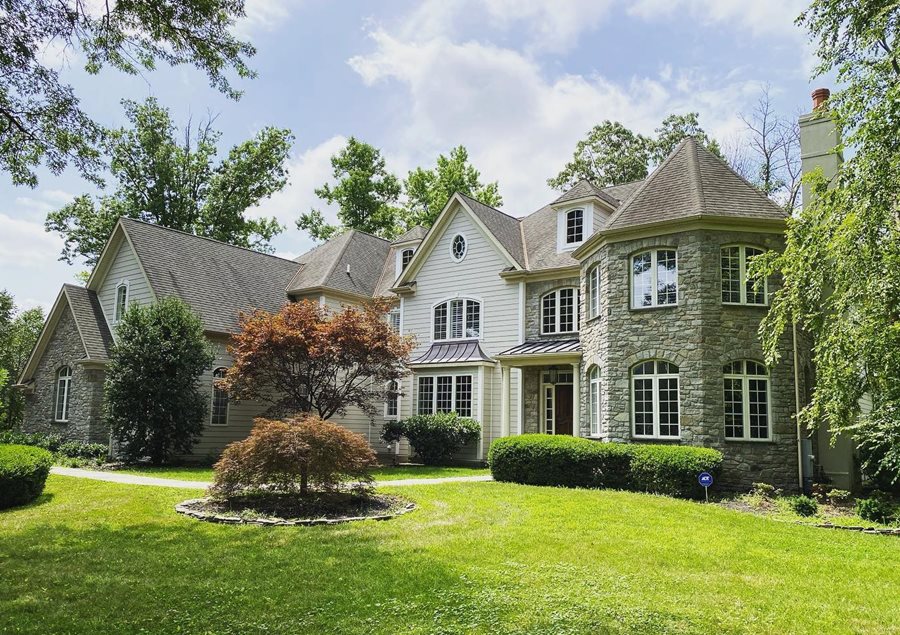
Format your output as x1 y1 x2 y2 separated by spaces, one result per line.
566 209 584 244
401 248 414 270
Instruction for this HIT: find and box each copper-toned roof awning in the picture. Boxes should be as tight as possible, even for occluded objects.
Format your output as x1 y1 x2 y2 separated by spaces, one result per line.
409 340 493 365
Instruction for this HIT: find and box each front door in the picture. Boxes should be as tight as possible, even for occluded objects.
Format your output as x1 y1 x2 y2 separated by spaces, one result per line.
554 384 573 435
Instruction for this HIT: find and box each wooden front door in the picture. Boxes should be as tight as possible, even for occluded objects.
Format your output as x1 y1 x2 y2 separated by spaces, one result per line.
554 384 573 435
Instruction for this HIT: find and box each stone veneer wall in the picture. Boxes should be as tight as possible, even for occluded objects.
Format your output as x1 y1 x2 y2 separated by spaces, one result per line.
21 307 108 444
579 228 804 492
524 276 581 341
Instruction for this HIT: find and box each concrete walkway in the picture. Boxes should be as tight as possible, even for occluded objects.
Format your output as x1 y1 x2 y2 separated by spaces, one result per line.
50 466 493 489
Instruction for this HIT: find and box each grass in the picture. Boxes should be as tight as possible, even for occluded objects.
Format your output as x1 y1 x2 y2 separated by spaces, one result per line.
2 476 899 634
106 464 491 482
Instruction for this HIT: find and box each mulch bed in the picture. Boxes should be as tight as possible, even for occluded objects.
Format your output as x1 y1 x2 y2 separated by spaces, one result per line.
176 491 415 526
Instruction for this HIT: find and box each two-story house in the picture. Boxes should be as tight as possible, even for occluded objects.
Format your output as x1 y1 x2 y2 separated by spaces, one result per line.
17 93 849 491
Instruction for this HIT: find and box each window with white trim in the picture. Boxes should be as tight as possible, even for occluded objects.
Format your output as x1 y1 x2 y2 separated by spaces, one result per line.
724 360 770 440
450 234 467 261
388 307 400 332
588 265 600 319
589 365 600 437
114 282 128 322
54 366 72 422
721 246 767 305
417 375 472 417
433 298 481 340
541 288 579 334
631 360 680 439
385 380 399 419
566 209 584 244
632 249 677 308
401 248 414 270
211 367 229 425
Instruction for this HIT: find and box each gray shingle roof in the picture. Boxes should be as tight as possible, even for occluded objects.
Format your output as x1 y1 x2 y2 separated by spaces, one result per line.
457 193 526 267
605 138 788 232
410 340 493 365
521 204 578 271
552 179 619 207
393 226 428 243
287 230 392 298
498 339 581 357
120 218 300 333
601 179 644 202
63 284 113 359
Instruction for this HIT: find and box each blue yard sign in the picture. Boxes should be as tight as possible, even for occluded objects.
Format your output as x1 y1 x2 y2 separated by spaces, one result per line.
698 472 713 502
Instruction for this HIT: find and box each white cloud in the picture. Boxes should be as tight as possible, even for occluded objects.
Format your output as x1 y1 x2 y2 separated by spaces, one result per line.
0 214 63 267
627 0 807 39
234 0 304 36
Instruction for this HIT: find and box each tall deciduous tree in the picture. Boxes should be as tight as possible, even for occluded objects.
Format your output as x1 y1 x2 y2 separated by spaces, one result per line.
105 298 214 465
404 146 503 227
0 291 44 429
297 138 403 241
548 121 651 190
754 0 900 482
652 112 723 165
1 0 256 188
46 98 291 265
221 299 414 420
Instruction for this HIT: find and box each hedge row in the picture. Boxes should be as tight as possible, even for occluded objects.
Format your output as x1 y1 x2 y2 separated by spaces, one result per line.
0 431 107 460
0 444 53 509
488 434 723 499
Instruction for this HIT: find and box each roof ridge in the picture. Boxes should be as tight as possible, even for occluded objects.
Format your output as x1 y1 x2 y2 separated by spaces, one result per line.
687 138 706 215
118 217 300 265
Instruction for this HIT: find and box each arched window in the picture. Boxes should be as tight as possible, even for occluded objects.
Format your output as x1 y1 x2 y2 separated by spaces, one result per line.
433 298 480 340
565 209 584 244
587 265 600 319
114 281 129 322
589 366 600 437
542 287 579 334
631 360 680 439
724 360 770 440
54 366 72 422
721 246 767 305
632 249 677 308
211 368 229 426
385 380 399 419
401 248 414 270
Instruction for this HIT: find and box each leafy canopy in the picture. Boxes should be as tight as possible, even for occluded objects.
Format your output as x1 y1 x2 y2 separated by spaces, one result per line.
297 137 403 241
46 98 291 265
652 113 723 165
104 297 214 465
404 145 503 228
0 291 44 429
221 299 414 420
754 0 900 481
0 0 255 188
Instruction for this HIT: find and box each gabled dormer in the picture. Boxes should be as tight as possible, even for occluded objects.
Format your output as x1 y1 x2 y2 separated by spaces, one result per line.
550 180 618 253
391 226 428 278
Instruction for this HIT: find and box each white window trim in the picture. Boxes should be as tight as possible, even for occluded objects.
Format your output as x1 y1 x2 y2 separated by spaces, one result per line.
721 245 769 306
588 265 600 320
565 208 584 245
631 249 678 310
631 361 681 440
384 379 400 419
396 248 415 277
416 374 474 417
723 361 772 441
556 204 594 252
54 366 72 423
431 296 483 342
541 287 580 335
450 233 468 262
113 279 130 323
388 306 401 332
210 367 229 426
589 366 601 437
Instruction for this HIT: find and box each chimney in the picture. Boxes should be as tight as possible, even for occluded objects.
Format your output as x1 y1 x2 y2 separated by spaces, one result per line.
799 87 842 208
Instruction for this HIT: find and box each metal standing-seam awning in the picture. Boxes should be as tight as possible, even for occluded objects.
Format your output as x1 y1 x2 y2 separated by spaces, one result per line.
496 339 581 366
408 340 494 366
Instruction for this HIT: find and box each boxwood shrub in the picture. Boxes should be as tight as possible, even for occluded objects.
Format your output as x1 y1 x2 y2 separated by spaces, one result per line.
382 413 481 465
0 444 53 510
488 435 723 499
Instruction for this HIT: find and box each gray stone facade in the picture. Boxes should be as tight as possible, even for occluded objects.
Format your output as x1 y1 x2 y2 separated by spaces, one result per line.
578 229 806 492
21 308 108 444
524 276 580 341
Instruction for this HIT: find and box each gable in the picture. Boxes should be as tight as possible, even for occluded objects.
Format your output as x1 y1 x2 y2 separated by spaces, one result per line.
95 236 154 329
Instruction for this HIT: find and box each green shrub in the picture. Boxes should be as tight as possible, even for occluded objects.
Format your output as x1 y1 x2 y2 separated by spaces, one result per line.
855 492 897 524
0 444 53 509
788 495 819 517
826 489 852 506
0 430 63 452
56 441 107 460
0 431 107 462
488 435 723 499
382 413 481 465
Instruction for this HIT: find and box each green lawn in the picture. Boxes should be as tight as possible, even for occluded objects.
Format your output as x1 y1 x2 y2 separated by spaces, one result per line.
108 464 491 482
1 477 899 634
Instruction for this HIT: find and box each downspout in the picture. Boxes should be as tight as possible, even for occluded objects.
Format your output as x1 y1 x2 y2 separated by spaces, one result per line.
792 319 804 492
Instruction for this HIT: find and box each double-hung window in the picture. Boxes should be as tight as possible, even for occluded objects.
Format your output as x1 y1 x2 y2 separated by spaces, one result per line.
721 246 767 305
388 306 401 332
417 375 473 417
631 360 680 439
54 366 72 422
589 366 600 437
433 299 481 340
724 360 770 440
211 368 229 425
566 209 584 244
385 380 399 419
542 288 579 334
587 265 600 319
632 249 677 308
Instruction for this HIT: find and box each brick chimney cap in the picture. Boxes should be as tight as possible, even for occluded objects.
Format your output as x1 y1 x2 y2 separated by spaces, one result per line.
812 87 830 109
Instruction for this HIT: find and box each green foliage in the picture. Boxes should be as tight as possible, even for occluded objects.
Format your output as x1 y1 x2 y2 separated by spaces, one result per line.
104 298 214 465
788 495 819 517
0 290 45 429
0 431 106 462
488 435 723 499
754 1 900 481
297 137 403 241
45 98 290 265
403 145 503 227
652 112 723 165
0 444 52 509
826 488 852 505
0 0 255 188
548 121 651 190
381 412 481 465
855 492 897 524
750 482 778 498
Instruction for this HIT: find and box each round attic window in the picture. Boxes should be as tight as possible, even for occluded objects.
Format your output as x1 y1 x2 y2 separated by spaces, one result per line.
450 234 467 262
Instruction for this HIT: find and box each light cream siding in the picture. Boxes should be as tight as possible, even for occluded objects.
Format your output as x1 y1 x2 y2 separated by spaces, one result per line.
401 206 523 455
97 239 152 330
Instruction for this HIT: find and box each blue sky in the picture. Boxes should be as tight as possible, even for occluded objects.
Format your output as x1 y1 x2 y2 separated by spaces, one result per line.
0 0 819 314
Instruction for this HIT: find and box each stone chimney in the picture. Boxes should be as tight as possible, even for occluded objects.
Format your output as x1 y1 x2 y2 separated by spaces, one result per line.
799 87 842 207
